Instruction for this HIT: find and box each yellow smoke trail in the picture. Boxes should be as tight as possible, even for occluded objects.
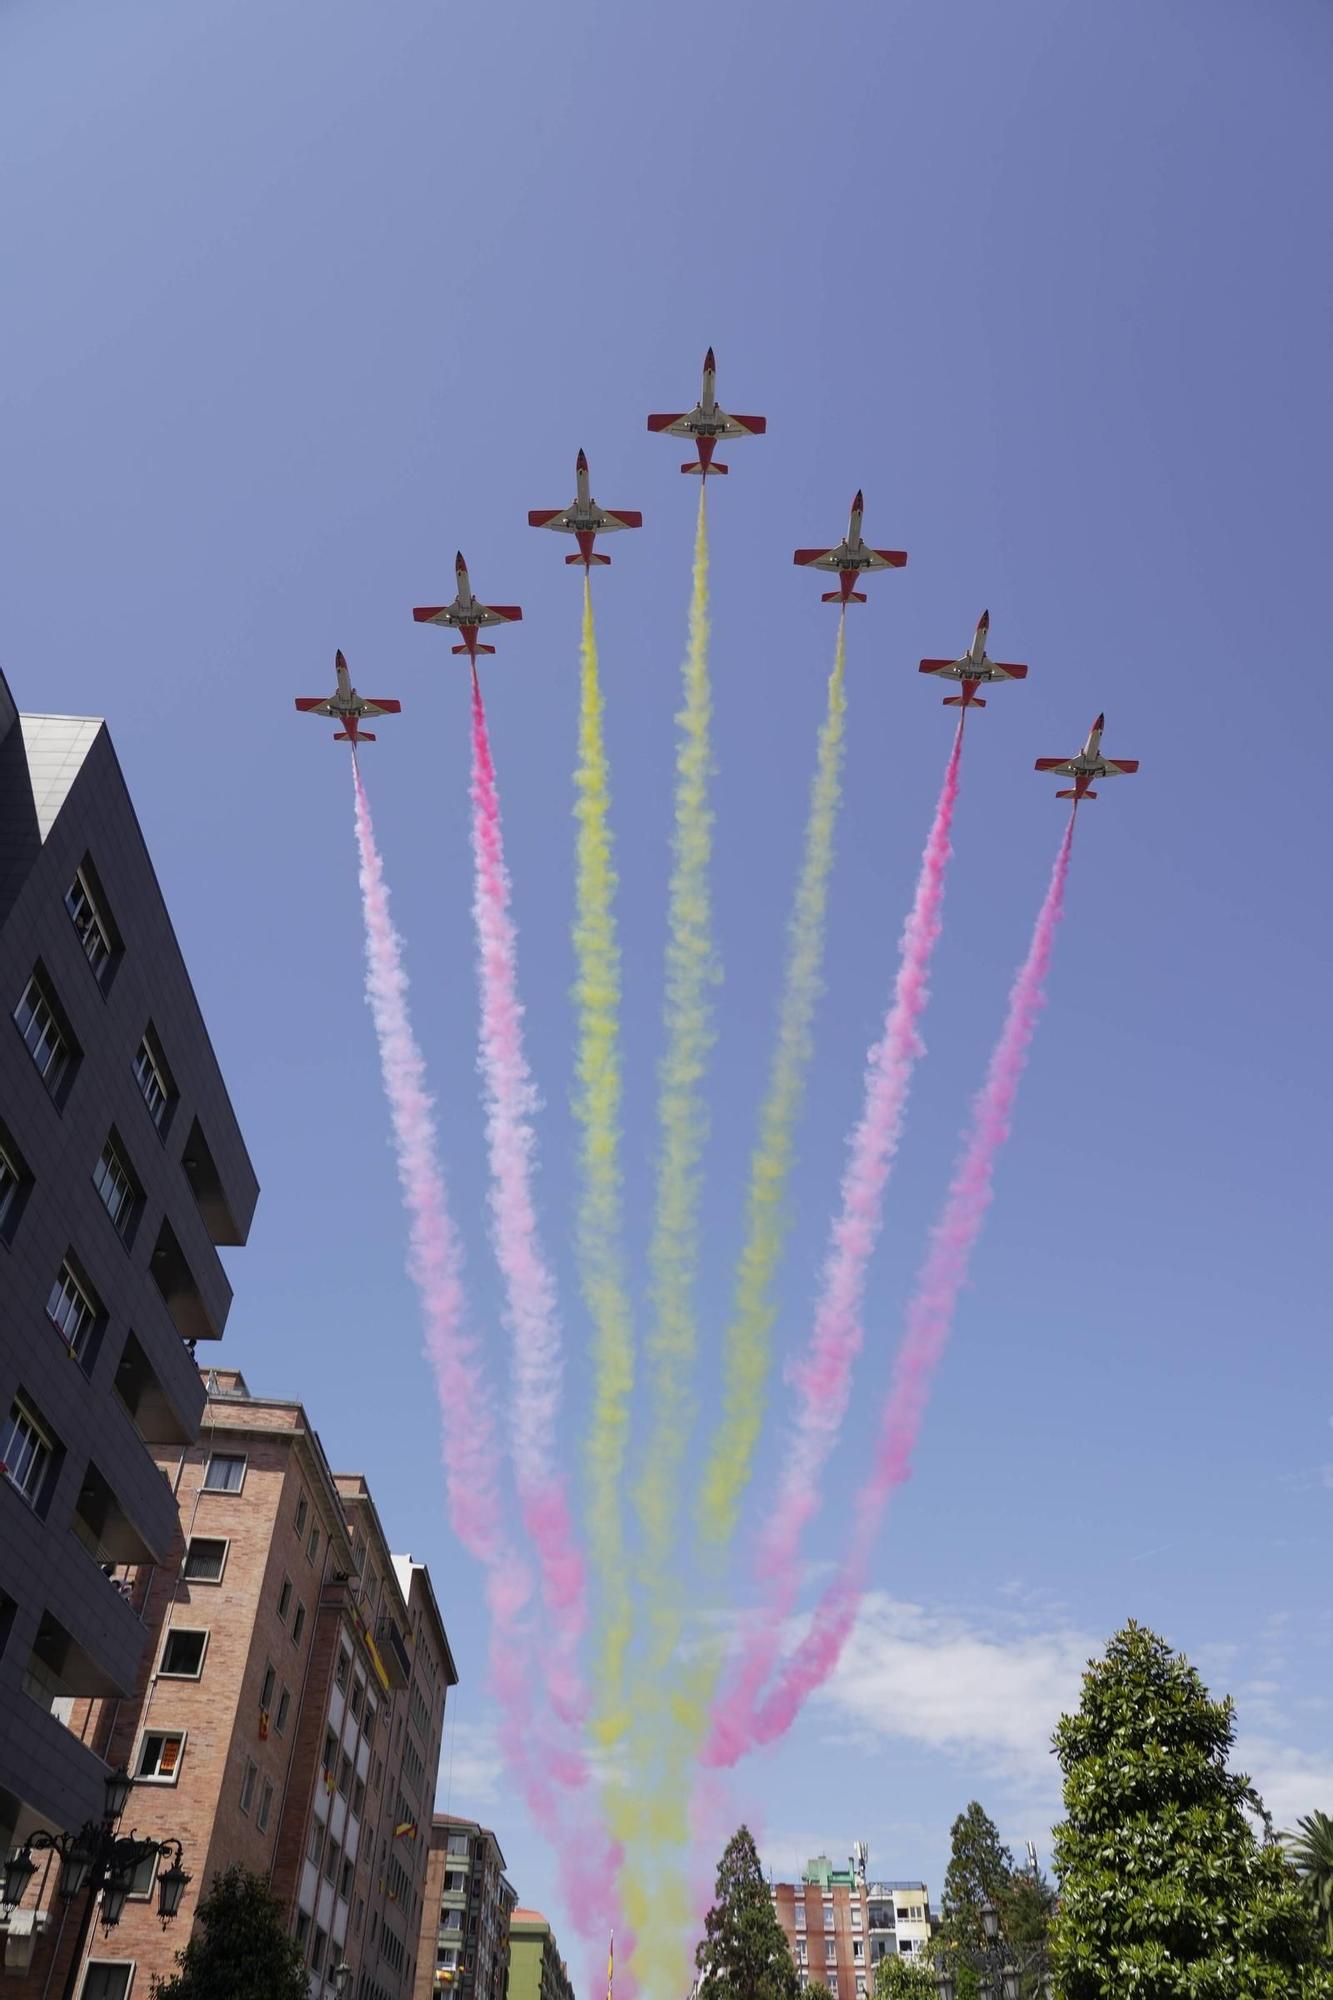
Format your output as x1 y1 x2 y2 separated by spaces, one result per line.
620 489 716 2000
574 578 635 1753
698 614 847 1546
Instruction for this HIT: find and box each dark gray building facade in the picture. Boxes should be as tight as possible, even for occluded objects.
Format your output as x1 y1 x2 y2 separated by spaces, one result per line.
0 667 258 1860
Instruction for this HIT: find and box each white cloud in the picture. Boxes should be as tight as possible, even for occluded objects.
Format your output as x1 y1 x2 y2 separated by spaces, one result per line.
1235 1736 1333 1832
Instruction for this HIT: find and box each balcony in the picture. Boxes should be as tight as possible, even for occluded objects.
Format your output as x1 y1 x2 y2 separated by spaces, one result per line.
150 1216 228 1344
375 1614 412 1688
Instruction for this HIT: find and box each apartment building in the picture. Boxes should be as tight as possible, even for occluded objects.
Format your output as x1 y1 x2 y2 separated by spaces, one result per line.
3 1369 455 2000
772 1851 934 1999
414 1814 516 2000
0 670 257 1981
506 1908 575 2000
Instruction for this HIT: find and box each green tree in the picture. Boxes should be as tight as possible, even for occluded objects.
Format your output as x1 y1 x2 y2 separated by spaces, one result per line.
695 1826 800 2000
805 1981 837 2000
872 1954 937 1998
1287 1810 1333 1955
937 1802 1016 1997
152 1864 311 2000
1050 1620 1333 1997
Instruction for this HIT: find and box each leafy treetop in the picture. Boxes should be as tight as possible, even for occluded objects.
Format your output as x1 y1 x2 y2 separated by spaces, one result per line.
696 1826 800 2000
151 1864 311 2000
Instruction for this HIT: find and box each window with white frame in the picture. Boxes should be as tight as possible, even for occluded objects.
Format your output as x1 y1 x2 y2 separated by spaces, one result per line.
795 1904 807 1930
182 1536 228 1582
65 869 114 978
93 1137 136 1233
133 1030 172 1129
136 1731 185 1782
853 1940 865 1963
160 1629 208 1678
851 1906 863 1929
1 1398 54 1506
202 1452 246 1493
125 1846 159 1899
47 1260 99 1361
14 974 71 1091
826 1942 839 1966
81 1964 134 2000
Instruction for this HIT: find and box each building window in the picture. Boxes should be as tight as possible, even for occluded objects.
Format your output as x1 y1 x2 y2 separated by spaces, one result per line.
335 1648 350 1693
65 868 116 980
277 1575 292 1622
295 1909 312 1950
136 1731 185 1782
851 1907 863 1929
182 1535 228 1582
47 1259 100 1362
93 1137 137 1234
827 1944 839 1967
311 1927 327 1975
795 1906 807 1930
15 973 72 1093
259 1662 277 1711
853 1941 865 1963
306 1525 320 1565
1 1398 54 1507
323 1837 340 1885
349 1680 363 1722
81 1967 134 2000
124 1846 159 1900
202 1452 246 1493
133 1030 173 1130
240 1759 257 1814
291 1602 306 1647
275 1684 291 1735
160 1629 208 1678
295 1491 308 1535
257 1778 274 1833
0 1135 25 1237
306 1819 323 1868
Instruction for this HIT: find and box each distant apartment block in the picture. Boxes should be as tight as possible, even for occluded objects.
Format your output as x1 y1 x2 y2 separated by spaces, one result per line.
0 669 258 1978
414 1814 516 2000
772 1849 934 1998
507 1908 575 2000
3 1368 455 2000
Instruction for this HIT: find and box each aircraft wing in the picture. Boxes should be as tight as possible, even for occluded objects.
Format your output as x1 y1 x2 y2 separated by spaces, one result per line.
595 509 643 532
412 607 454 625
648 410 768 440
793 547 843 572
476 604 523 627
358 699 402 718
1100 758 1139 776
919 658 965 679
862 548 909 571
528 509 568 530
1034 757 1077 775
987 661 1028 682
715 411 767 438
295 697 336 716
646 412 689 434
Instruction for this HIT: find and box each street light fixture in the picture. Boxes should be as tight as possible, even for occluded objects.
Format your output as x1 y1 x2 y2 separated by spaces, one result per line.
332 1963 353 1996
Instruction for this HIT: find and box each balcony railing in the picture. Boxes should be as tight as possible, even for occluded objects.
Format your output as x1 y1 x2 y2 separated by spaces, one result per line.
375 1615 412 1688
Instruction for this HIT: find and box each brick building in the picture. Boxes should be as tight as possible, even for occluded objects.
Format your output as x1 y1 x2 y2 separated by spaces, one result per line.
771 1852 934 1998
413 1813 516 2000
506 1908 575 2000
3 1369 454 2000
0 669 257 1983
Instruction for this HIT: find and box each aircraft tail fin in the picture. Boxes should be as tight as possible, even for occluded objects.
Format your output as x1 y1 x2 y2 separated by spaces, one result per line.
452 643 496 655
335 729 375 743
944 694 985 708
824 588 867 604
567 551 611 566
1056 786 1091 800
682 460 728 476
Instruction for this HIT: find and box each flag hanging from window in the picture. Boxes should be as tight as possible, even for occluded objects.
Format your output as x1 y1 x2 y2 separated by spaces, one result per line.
395 1818 418 1841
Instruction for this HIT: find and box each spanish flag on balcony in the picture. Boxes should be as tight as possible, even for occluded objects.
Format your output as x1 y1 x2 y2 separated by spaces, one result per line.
395 1818 418 1841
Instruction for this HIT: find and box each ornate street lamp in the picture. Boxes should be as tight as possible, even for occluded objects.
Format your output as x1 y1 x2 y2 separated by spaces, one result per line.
933 1900 1050 2000
0 1770 188 2000
332 1963 353 1996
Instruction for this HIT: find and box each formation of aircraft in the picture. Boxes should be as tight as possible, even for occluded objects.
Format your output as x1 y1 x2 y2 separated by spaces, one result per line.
412 553 523 665
297 347 1140 802
646 347 767 478
1034 714 1139 803
528 449 643 568
293 651 400 745
919 611 1027 709
793 491 908 604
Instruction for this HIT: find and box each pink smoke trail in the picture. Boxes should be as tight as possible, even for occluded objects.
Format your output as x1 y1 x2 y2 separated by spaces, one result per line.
470 672 586 1718
351 760 633 1983
704 724 964 1766
742 813 1077 1754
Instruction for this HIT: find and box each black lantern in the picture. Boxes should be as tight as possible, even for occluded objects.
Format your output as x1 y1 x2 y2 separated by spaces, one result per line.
59 1836 98 1900
157 1855 191 1924
102 1769 133 1823
933 1955 956 2000
980 1897 1000 1944
99 1864 134 1931
2 1847 37 1912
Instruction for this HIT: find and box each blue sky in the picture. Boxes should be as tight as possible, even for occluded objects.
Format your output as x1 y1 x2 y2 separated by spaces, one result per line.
3 0 1331 1960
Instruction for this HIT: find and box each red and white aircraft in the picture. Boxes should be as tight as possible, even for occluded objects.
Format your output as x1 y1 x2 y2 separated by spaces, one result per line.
1035 714 1139 802
412 553 523 665
528 450 643 568
646 347 767 478
794 491 907 603
294 651 400 746
919 611 1028 709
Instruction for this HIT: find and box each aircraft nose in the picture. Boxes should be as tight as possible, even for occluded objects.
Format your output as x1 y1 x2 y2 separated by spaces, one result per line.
852 489 864 512
1094 712 1105 731
576 448 588 471
335 649 347 671
455 551 466 571
979 609 990 630
704 346 716 372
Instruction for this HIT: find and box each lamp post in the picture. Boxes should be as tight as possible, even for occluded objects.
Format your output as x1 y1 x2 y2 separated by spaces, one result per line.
931 1899 1053 2000
1 1768 190 2000
333 1962 353 1996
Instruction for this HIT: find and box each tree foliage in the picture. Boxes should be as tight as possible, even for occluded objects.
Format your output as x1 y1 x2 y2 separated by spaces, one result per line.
152 1865 311 2000
872 1954 937 1998
1050 1620 1333 1997
1287 1811 1333 1956
937 1802 1054 1996
696 1826 800 2000
804 1981 837 2000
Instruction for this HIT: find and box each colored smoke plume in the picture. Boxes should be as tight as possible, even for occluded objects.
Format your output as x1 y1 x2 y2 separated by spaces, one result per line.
572 579 637 1748
351 761 631 1977
744 813 1077 1757
469 673 586 1719
698 612 849 1550
705 722 965 1768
